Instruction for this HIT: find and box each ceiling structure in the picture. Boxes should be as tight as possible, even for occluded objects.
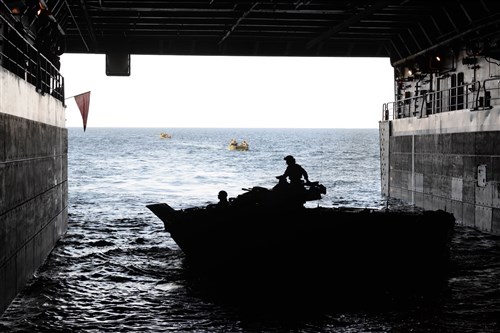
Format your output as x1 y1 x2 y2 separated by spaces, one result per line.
7 1 500 65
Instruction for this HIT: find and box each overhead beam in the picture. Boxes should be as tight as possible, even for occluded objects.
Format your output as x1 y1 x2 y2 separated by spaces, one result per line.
63 0 90 52
442 7 459 33
393 13 500 66
306 0 394 49
218 2 259 45
407 27 421 51
87 6 344 15
79 0 98 50
458 1 472 24
417 22 433 46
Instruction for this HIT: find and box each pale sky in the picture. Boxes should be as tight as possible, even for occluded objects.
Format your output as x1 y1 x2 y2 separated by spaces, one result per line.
61 54 394 129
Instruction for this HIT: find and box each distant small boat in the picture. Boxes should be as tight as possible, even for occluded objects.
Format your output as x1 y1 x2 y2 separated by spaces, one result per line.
160 132 171 139
228 139 249 151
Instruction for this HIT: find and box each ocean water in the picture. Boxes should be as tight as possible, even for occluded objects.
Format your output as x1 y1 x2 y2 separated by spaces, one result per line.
1 127 499 332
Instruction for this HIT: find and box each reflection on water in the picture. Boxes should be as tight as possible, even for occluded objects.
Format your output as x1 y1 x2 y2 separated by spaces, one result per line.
2 219 499 332
1 128 499 332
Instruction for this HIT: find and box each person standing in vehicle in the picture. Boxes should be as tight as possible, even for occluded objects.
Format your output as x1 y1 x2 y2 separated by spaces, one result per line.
275 155 311 206
278 155 310 187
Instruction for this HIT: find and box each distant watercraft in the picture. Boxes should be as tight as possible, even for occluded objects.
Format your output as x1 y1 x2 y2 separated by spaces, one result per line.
160 132 171 139
228 139 249 151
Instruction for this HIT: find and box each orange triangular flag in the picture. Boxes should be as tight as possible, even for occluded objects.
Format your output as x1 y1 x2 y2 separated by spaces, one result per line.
74 91 91 131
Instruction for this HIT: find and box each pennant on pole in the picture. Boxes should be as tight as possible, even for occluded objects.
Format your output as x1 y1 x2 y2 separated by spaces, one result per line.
74 91 91 131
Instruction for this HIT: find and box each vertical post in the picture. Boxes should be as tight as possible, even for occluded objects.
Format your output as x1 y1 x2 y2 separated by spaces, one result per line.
0 19 4 67
379 121 391 197
411 134 415 205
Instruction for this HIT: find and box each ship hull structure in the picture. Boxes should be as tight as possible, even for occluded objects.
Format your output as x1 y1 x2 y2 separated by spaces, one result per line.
381 48 500 235
0 67 68 314
381 110 500 234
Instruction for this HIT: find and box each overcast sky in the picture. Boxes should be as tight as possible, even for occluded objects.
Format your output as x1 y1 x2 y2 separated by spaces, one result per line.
61 54 394 129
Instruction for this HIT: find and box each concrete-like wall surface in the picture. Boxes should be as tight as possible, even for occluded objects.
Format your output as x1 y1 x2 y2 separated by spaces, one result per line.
379 121 390 196
0 68 67 314
381 107 500 234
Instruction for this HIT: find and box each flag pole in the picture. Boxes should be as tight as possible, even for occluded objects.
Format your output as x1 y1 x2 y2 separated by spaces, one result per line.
65 91 91 100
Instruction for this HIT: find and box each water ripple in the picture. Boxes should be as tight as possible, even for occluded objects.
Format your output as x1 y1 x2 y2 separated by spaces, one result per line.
1 128 499 332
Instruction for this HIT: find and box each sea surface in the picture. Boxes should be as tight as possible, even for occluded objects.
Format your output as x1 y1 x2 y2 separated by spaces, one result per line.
1 127 499 332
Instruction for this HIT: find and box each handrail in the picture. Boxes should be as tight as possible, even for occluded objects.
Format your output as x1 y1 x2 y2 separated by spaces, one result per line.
0 15 64 103
382 78 500 121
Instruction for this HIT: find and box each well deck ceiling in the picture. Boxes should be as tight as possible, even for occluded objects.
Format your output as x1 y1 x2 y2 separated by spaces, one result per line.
43 1 500 63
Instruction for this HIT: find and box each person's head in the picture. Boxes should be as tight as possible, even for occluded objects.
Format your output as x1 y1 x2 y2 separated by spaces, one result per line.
284 155 295 165
218 190 228 201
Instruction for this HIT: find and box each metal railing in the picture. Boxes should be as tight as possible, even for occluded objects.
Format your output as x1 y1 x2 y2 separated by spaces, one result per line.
382 78 500 121
0 16 64 102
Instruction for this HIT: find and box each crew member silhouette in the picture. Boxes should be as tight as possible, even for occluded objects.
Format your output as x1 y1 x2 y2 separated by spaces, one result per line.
217 190 229 208
206 190 230 209
277 155 310 187
275 155 310 206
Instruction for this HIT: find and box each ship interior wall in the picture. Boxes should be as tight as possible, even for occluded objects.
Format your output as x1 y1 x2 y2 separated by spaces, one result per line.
388 129 500 234
382 41 500 235
0 68 68 314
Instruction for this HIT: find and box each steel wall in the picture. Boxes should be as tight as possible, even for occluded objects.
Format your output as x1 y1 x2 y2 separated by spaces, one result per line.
381 108 500 234
0 68 67 314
